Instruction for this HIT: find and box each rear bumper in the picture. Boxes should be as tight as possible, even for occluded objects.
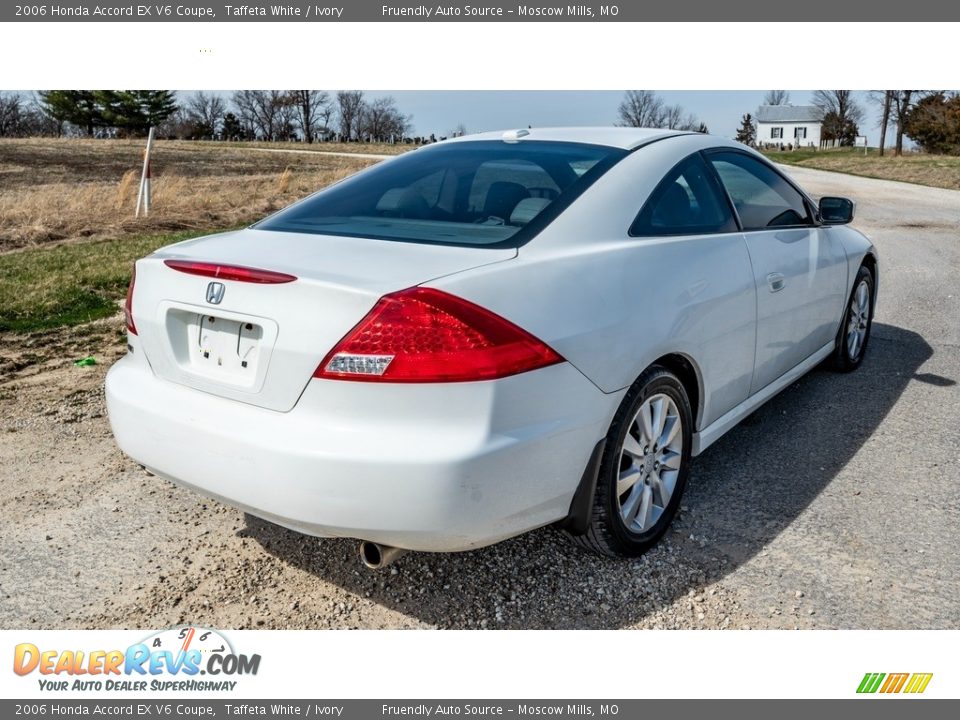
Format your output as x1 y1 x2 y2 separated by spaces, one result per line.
105 353 618 552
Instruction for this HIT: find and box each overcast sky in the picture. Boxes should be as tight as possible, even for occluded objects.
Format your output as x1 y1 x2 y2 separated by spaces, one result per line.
347 90 887 144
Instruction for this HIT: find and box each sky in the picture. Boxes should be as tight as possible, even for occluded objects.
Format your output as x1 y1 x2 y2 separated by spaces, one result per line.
355 90 888 145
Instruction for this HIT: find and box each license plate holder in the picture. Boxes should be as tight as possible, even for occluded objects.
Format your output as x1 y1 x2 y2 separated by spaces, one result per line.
188 313 263 380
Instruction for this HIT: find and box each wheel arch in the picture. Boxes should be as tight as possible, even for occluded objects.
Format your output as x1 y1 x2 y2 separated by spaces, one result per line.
560 352 703 537
860 251 879 311
651 352 704 432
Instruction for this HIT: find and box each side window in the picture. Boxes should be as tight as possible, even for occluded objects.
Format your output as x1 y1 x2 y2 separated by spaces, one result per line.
631 153 737 237
709 151 813 230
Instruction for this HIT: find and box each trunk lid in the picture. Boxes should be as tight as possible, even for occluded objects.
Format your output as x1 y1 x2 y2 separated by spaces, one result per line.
131 228 516 411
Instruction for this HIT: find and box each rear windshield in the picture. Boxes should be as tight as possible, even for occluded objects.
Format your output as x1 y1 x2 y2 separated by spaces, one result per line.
255 140 627 248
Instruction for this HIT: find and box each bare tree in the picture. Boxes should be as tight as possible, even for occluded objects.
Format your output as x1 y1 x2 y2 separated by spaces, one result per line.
681 114 704 132
662 103 685 130
0 92 24 137
763 90 790 106
276 98 298 141
873 91 935 156
186 91 225 138
335 90 365 140
869 91 895 156
617 90 666 128
617 91 702 131
230 90 293 140
0 93 56 137
231 90 262 138
891 91 915 156
288 90 332 143
879 92 892 156
361 96 411 142
812 91 865 125
812 91 865 148
155 106 192 139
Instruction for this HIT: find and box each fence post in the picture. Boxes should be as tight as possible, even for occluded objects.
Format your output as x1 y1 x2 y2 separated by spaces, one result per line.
135 126 155 218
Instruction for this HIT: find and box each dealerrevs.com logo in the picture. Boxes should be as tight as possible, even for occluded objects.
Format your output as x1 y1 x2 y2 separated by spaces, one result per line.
857 672 933 694
13 627 261 692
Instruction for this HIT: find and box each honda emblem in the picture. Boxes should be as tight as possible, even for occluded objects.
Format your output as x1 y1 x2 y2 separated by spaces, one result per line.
206 282 225 305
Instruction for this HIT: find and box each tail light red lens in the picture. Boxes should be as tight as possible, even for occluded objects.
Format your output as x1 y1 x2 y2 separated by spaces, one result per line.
124 264 137 335
163 259 297 284
315 287 563 383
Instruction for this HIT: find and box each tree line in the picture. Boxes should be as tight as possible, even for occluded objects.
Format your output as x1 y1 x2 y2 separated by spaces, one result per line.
734 90 960 156
5 89 959 155
616 90 708 133
0 90 417 143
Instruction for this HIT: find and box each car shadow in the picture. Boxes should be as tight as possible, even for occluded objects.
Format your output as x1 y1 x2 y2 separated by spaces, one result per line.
241 322 937 628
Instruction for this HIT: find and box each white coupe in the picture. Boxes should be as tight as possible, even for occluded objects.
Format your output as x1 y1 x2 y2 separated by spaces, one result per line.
106 128 877 568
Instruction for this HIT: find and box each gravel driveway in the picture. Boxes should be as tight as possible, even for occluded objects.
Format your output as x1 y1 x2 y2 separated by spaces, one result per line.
1 166 957 630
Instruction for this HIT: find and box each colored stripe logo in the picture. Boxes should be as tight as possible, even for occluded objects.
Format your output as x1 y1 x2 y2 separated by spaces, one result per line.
857 672 933 694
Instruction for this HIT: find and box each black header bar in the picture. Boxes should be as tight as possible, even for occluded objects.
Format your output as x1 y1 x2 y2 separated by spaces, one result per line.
3 0 955 22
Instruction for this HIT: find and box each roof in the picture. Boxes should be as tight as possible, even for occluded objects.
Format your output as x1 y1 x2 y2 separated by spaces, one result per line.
755 105 823 123
442 126 686 150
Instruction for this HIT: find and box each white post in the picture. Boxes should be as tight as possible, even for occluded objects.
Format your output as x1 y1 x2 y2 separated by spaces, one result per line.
135 127 155 218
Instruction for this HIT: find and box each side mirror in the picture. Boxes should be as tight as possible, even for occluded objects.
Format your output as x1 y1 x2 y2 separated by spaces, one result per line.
819 196 855 225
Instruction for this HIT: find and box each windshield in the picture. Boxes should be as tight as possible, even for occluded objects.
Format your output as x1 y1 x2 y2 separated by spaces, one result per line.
255 140 627 248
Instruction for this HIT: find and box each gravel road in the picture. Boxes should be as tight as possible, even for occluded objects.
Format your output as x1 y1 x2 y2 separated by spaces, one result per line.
1 166 957 630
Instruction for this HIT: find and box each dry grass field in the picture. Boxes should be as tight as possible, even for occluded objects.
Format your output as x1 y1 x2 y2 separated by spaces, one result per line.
765 147 960 190
0 138 397 332
0 138 390 251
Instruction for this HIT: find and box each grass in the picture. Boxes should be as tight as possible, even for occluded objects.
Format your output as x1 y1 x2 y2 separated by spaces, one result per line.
0 230 208 332
763 147 960 191
0 137 413 334
0 138 385 251
0 138 422 334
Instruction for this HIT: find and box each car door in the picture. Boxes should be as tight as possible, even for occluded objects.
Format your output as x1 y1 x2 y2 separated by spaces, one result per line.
707 150 848 394
627 151 757 427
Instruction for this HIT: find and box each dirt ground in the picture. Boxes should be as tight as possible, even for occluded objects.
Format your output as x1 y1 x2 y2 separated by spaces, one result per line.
0 166 958 630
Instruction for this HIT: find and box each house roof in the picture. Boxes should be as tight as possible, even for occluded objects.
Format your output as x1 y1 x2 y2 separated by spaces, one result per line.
755 105 823 123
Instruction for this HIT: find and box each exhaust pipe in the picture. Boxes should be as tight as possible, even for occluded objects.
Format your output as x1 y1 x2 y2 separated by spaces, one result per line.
358 540 409 570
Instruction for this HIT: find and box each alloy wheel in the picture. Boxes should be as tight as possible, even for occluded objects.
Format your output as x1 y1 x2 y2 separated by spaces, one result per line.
846 279 871 360
616 393 683 534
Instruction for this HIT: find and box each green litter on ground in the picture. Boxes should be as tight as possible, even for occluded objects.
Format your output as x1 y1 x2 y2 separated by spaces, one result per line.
73 356 97 367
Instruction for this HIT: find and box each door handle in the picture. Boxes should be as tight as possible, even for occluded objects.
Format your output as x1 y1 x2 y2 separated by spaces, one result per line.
766 272 786 293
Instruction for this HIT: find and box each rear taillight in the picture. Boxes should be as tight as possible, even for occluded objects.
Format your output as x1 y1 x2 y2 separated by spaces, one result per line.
315 287 563 383
124 264 137 335
163 259 297 284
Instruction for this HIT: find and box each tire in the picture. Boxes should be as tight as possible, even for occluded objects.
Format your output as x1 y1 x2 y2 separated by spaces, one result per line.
571 365 693 558
831 264 874 372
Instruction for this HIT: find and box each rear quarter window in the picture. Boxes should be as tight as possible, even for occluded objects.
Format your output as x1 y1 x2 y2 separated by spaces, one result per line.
631 153 738 237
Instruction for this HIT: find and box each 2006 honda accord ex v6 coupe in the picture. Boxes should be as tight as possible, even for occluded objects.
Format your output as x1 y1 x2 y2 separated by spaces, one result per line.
106 128 877 568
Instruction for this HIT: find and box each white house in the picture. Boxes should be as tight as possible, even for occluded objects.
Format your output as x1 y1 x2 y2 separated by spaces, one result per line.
755 105 823 148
